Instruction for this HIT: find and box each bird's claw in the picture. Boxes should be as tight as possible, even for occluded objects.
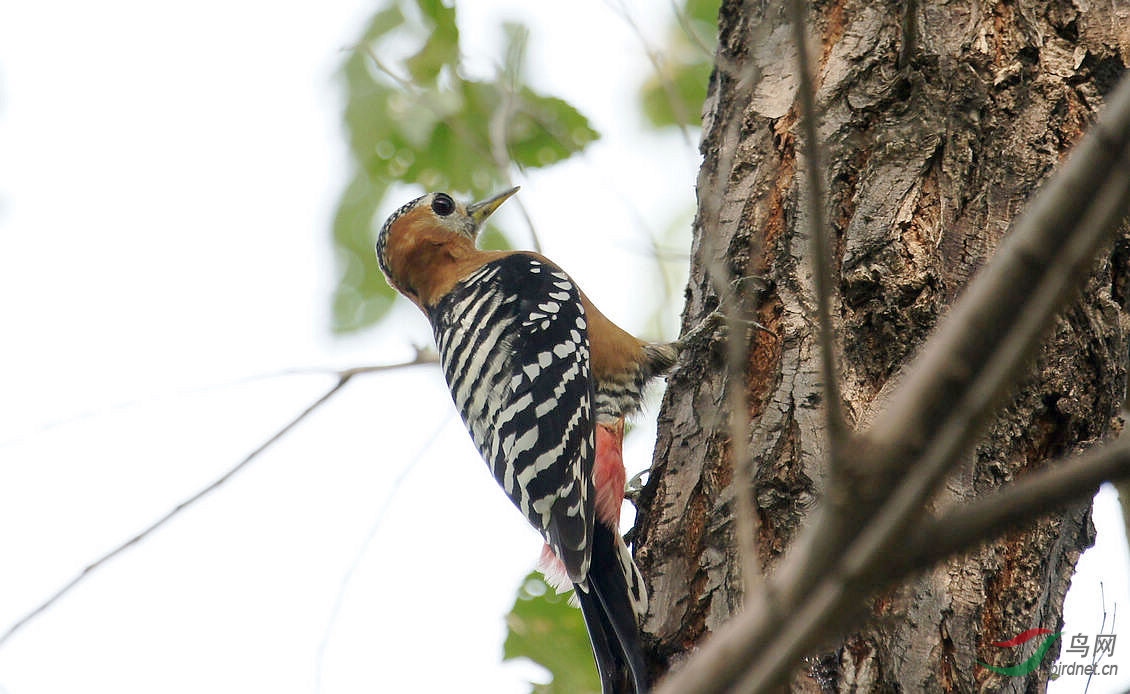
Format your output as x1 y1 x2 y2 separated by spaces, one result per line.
624 469 650 503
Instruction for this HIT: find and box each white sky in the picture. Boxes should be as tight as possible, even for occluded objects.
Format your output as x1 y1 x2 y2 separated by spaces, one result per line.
0 2 1126 693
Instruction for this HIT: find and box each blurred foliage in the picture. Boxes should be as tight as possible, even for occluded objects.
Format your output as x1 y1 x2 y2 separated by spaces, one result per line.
332 0 598 333
639 0 721 129
494 3 719 681
503 572 600 694
332 0 720 689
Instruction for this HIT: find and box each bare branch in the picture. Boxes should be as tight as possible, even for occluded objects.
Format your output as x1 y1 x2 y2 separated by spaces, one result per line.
655 68 1130 694
356 45 415 91
787 0 847 453
314 413 455 693
0 350 438 451
661 422 1130 694
864 81 1130 479
291 348 439 379
0 354 438 649
688 0 765 594
894 437 1130 574
726 433 1130 693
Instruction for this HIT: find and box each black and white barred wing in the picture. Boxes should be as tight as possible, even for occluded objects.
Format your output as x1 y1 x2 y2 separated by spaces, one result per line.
429 254 596 582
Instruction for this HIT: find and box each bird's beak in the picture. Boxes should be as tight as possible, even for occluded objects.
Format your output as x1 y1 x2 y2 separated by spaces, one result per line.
467 186 519 228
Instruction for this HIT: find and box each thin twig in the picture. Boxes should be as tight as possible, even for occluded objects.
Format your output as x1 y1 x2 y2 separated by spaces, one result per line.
485 54 540 252
314 413 455 692
335 349 438 378
607 0 693 145
487 31 543 254
357 46 497 181
357 45 415 91
670 0 718 59
787 0 847 454
0 354 438 649
893 437 1130 574
0 351 437 451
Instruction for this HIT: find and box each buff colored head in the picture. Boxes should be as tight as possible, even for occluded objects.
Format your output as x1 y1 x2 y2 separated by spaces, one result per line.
374 187 519 307
375 187 519 284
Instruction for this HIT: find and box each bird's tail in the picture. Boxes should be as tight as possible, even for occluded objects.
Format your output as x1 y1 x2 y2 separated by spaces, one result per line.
575 522 649 694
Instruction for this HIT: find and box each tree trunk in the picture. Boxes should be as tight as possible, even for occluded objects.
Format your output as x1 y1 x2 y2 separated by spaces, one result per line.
635 1 1129 691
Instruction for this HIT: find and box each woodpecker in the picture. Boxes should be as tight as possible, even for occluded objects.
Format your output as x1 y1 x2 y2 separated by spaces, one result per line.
376 187 681 694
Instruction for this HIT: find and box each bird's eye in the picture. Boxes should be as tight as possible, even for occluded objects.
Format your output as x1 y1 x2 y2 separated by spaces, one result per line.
431 193 455 216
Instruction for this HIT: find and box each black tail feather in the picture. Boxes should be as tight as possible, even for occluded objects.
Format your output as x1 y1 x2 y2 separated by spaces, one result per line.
576 583 629 693
575 523 649 694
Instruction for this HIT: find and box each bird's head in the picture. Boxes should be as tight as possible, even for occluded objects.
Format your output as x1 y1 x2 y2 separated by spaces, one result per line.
375 187 519 287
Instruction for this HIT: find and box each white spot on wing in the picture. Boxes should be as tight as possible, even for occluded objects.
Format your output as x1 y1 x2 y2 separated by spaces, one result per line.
553 342 576 358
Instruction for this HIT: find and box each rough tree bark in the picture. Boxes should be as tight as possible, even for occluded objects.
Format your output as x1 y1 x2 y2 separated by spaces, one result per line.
635 1 1130 691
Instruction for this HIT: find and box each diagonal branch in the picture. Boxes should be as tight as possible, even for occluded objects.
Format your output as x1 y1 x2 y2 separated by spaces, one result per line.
655 66 1130 694
724 432 1130 694
727 433 1130 692
893 436 1130 575
0 353 438 649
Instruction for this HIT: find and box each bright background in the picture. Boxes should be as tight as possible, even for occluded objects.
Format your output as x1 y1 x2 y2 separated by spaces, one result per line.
0 2 1126 693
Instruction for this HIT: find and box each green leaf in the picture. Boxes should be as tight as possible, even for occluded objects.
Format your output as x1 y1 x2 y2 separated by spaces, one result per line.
405 0 459 84
507 89 599 169
423 120 486 191
685 0 721 25
503 572 600 694
639 59 713 130
477 224 512 252
361 5 406 42
638 0 720 130
331 173 396 333
330 6 599 334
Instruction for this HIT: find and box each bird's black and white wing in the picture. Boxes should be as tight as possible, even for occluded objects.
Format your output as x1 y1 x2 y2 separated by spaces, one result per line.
428 253 595 581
